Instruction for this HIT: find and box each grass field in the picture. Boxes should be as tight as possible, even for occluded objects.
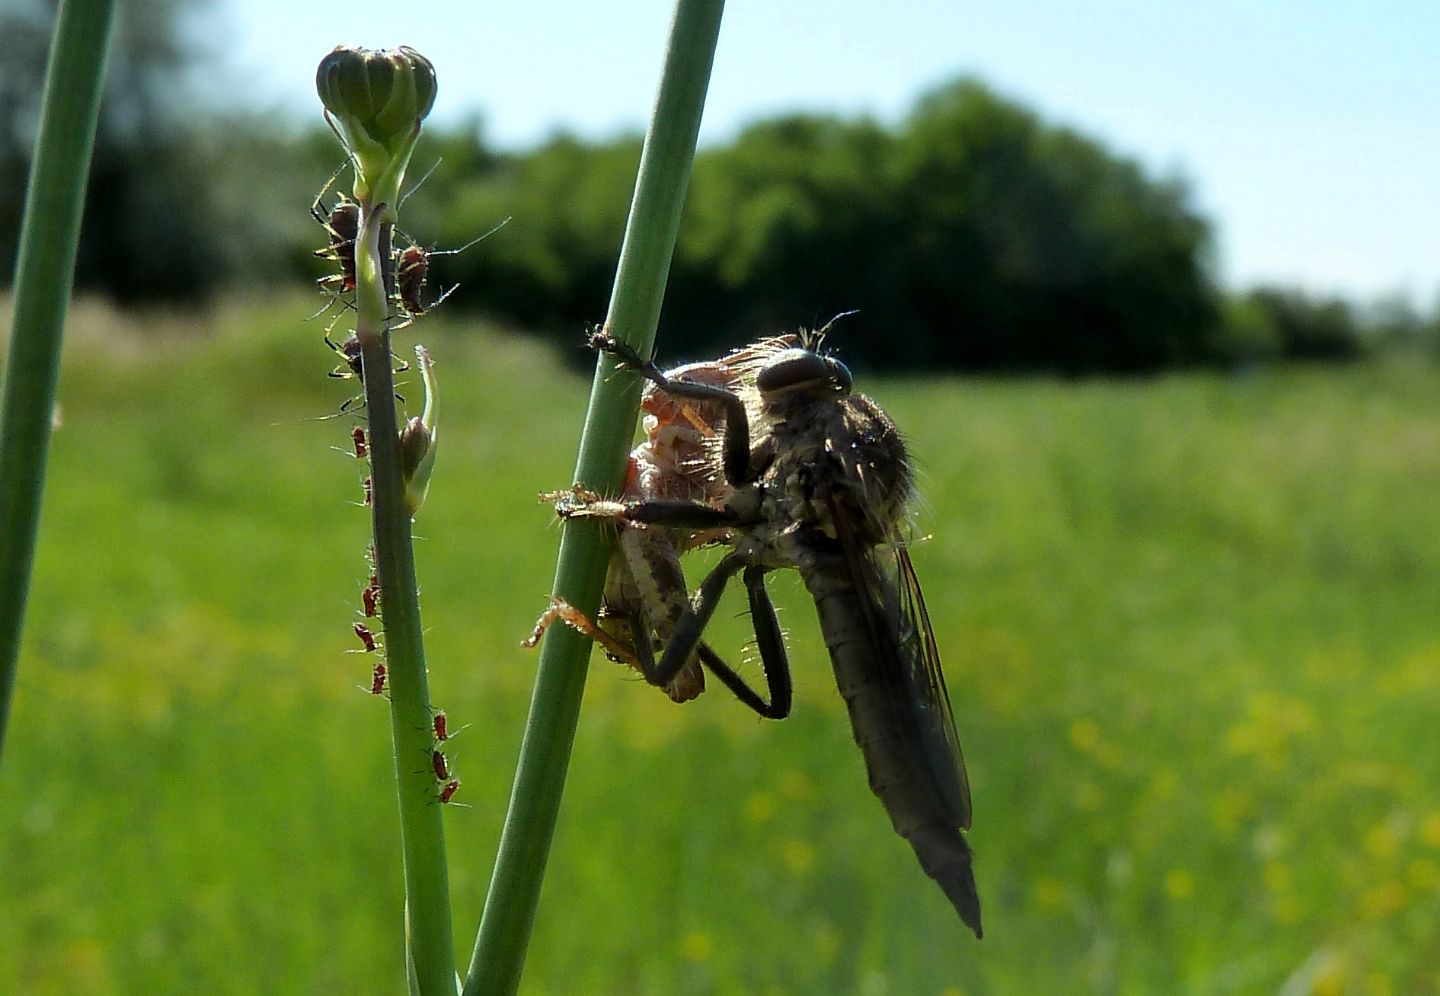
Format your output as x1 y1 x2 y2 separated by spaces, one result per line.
3 298 1439 994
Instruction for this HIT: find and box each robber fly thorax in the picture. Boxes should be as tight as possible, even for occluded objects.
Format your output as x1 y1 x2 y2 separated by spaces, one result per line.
553 327 982 937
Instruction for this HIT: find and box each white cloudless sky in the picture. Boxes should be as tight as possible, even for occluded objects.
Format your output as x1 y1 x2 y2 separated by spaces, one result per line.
214 0 1439 303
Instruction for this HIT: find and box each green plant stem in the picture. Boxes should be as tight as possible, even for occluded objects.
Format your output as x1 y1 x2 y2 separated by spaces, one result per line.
354 203 457 994
463 1 725 992
0 0 115 763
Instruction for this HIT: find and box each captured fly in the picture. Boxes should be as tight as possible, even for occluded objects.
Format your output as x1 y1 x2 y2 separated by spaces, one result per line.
528 339 794 712
555 329 981 937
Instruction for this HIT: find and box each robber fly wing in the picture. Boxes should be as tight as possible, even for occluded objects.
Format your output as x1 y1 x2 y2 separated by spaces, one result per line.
828 491 973 832
893 544 972 829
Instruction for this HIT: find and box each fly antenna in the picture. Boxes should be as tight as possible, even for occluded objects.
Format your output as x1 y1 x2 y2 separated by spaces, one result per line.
807 309 860 350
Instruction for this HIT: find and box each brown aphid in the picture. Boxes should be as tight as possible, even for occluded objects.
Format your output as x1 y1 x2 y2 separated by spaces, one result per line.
325 332 365 381
353 621 378 653
368 661 388 696
361 574 381 618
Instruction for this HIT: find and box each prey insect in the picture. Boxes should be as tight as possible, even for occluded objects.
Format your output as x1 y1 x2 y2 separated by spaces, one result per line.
554 329 982 937
527 339 795 712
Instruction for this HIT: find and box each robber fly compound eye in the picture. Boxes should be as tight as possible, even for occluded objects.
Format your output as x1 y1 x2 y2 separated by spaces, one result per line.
755 349 852 396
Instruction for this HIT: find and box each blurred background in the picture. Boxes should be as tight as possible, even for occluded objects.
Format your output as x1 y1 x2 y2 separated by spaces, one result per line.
2 1 1438 992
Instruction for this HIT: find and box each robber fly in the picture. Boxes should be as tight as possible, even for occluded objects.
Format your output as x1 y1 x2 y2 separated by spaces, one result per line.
529 339 794 711
555 328 981 937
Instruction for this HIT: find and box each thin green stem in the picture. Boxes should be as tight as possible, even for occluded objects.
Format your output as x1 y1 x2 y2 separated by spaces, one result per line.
463 1 725 992
354 202 457 994
0 0 116 764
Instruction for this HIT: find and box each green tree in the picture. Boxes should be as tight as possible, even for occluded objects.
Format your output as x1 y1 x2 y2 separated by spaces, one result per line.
1239 286 1364 361
1 0 221 302
889 79 1219 372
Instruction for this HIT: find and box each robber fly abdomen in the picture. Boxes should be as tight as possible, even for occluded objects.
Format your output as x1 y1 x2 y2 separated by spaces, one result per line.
798 543 980 934
563 329 981 937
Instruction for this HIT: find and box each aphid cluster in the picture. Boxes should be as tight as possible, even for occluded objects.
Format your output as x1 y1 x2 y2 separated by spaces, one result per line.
425 711 463 805
344 572 462 805
310 166 483 345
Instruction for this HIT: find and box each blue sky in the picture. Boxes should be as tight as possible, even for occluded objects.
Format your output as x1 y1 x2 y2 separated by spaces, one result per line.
216 0 1438 303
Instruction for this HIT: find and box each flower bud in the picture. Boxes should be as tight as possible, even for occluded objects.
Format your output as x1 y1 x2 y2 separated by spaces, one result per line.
399 345 439 513
316 46 436 205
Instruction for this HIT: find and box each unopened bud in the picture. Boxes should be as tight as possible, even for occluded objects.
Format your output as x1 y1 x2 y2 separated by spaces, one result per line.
316 45 436 205
400 345 439 513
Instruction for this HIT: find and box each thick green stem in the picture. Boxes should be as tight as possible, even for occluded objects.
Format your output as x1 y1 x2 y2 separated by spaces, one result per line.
355 203 457 994
0 0 115 764
463 1 725 992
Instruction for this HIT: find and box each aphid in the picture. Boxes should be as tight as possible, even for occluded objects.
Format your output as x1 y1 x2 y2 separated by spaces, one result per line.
557 328 982 937
437 779 461 804
430 749 450 782
351 426 367 460
368 661 388 696
361 573 381 618
315 200 360 295
395 243 449 318
389 218 509 325
432 710 449 742
310 163 365 302
361 477 372 507
353 621 378 653
325 332 365 381
312 172 360 300
323 331 412 390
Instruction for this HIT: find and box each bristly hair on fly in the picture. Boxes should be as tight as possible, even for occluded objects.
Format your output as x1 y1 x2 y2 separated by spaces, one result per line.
796 309 861 353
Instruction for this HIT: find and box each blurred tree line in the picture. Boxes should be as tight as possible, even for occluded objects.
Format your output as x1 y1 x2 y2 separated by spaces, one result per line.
3 2 1436 372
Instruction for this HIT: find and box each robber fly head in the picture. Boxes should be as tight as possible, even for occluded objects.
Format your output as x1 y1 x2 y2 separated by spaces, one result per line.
754 347 853 401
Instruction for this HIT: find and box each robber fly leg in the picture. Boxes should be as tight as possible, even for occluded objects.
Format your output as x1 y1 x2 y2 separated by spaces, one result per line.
624 499 741 530
692 566 793 719
642 549 749 690
587 330 757 486
550 488 743 532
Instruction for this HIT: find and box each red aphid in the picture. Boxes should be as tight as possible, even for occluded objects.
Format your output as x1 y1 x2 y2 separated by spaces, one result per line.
432 710 449 742
353 621 378 653
312 197 359 295
369 661 387 696
351 426 367 460
431 749 450 781
437 779 461 804
396 244 430 316
361 574 381 617
362 476 372 506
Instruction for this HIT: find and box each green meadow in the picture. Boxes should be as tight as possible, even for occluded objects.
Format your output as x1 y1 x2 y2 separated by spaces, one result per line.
3 299 1439 994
